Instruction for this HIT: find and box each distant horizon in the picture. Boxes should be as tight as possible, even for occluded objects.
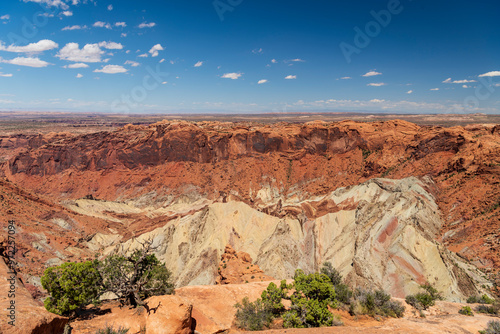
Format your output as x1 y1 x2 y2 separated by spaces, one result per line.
0 0 499 114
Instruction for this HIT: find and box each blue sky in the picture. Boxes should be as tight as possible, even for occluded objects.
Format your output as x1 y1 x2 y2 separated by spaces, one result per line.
0 0 499 114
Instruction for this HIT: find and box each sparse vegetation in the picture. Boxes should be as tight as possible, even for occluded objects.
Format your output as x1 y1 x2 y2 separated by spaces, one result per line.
234 297 274 331
459 306 474 316
467 294 494 304
405 283 443 311
95 326 129 334
349 289 405 318
479 320 500 334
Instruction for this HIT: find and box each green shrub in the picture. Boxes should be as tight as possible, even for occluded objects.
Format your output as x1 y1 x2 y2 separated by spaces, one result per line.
95 326 129 334
260 280 290 316
458 306 474 316
283 296 337 328
479 320 500 334
350 289 404 318
467 294 494 304
293 269 336 304
41 260 102 316
405 283 442 310
320 262 352 305
320 262 342 286
234 297 273 331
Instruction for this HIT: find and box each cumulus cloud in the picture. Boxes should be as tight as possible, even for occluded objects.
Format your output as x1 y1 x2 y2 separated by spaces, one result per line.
149 44 163 57
285 75 296 79
57 43 104 62
125 60 140 67
94 65 127 74
0 56 50 67
138 22 156 28
462 85 469 88
479 71 500 77
22 0 70 9
138 53 148 58
93 21 112 29
407 90 413 94
0 39 58 53
115 22 126 27
257 79 268 84
362 70 382 77
0 15 10 20
107 4 113 10
62 25 87 30
271 59 277 64
64 62 88 68
62 11 72 16
221 72 242 80
194 61 203 67
367 83 386 87
76 73 83 78
98 41 123 50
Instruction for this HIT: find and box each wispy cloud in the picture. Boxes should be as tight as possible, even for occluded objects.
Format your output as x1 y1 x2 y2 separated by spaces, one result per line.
340 76 351 80
194 61 203 67
430 88 439 91
62 11 73 16
138 22 156 28
93 21 112 29
443 77 477 83
362 70 382 77
285 75 297 79
62 25 87 31
115 22 126 27
258 79 268 84
94 65 128 74
107 4 113 11
407 90 413 94
125 60 140 67
367 82 386 87
0 72 13 77
63 63 89 68
98 41 123 50
252 48 263 54
0 15 10 20
221 72 242 80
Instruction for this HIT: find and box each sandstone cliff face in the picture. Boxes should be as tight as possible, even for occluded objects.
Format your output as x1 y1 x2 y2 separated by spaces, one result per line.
95 177 486 301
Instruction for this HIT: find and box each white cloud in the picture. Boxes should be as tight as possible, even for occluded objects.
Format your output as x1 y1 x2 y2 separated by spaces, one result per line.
289 58 305 62
159 58 166 63
407 90 413 94
62 25 87 30
285 75 297 79
462 85 469 88
340 76 351 80
221 72 242 80
76 73 83 78
148 44 163 57
271 59 277 64
194 61 203 67
362 70 382 77
107 4 113 10
0 56 50 67
138 53 148 58
1 15 10 20
94 65 127 74
64 62 88 68
62 10 73 16
258 79 268 84
252 48 263 54
367 83 386 87
125 60 140 67
138 22 156 28
0 39 58 53
98 41 123 50
0 73 13 77
56 43 104 63
443 77 477 84
121 33 127 37
22 0 70 9
93 21 112 29
430 88 439 91
115 22 126 27
479 71 500 77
